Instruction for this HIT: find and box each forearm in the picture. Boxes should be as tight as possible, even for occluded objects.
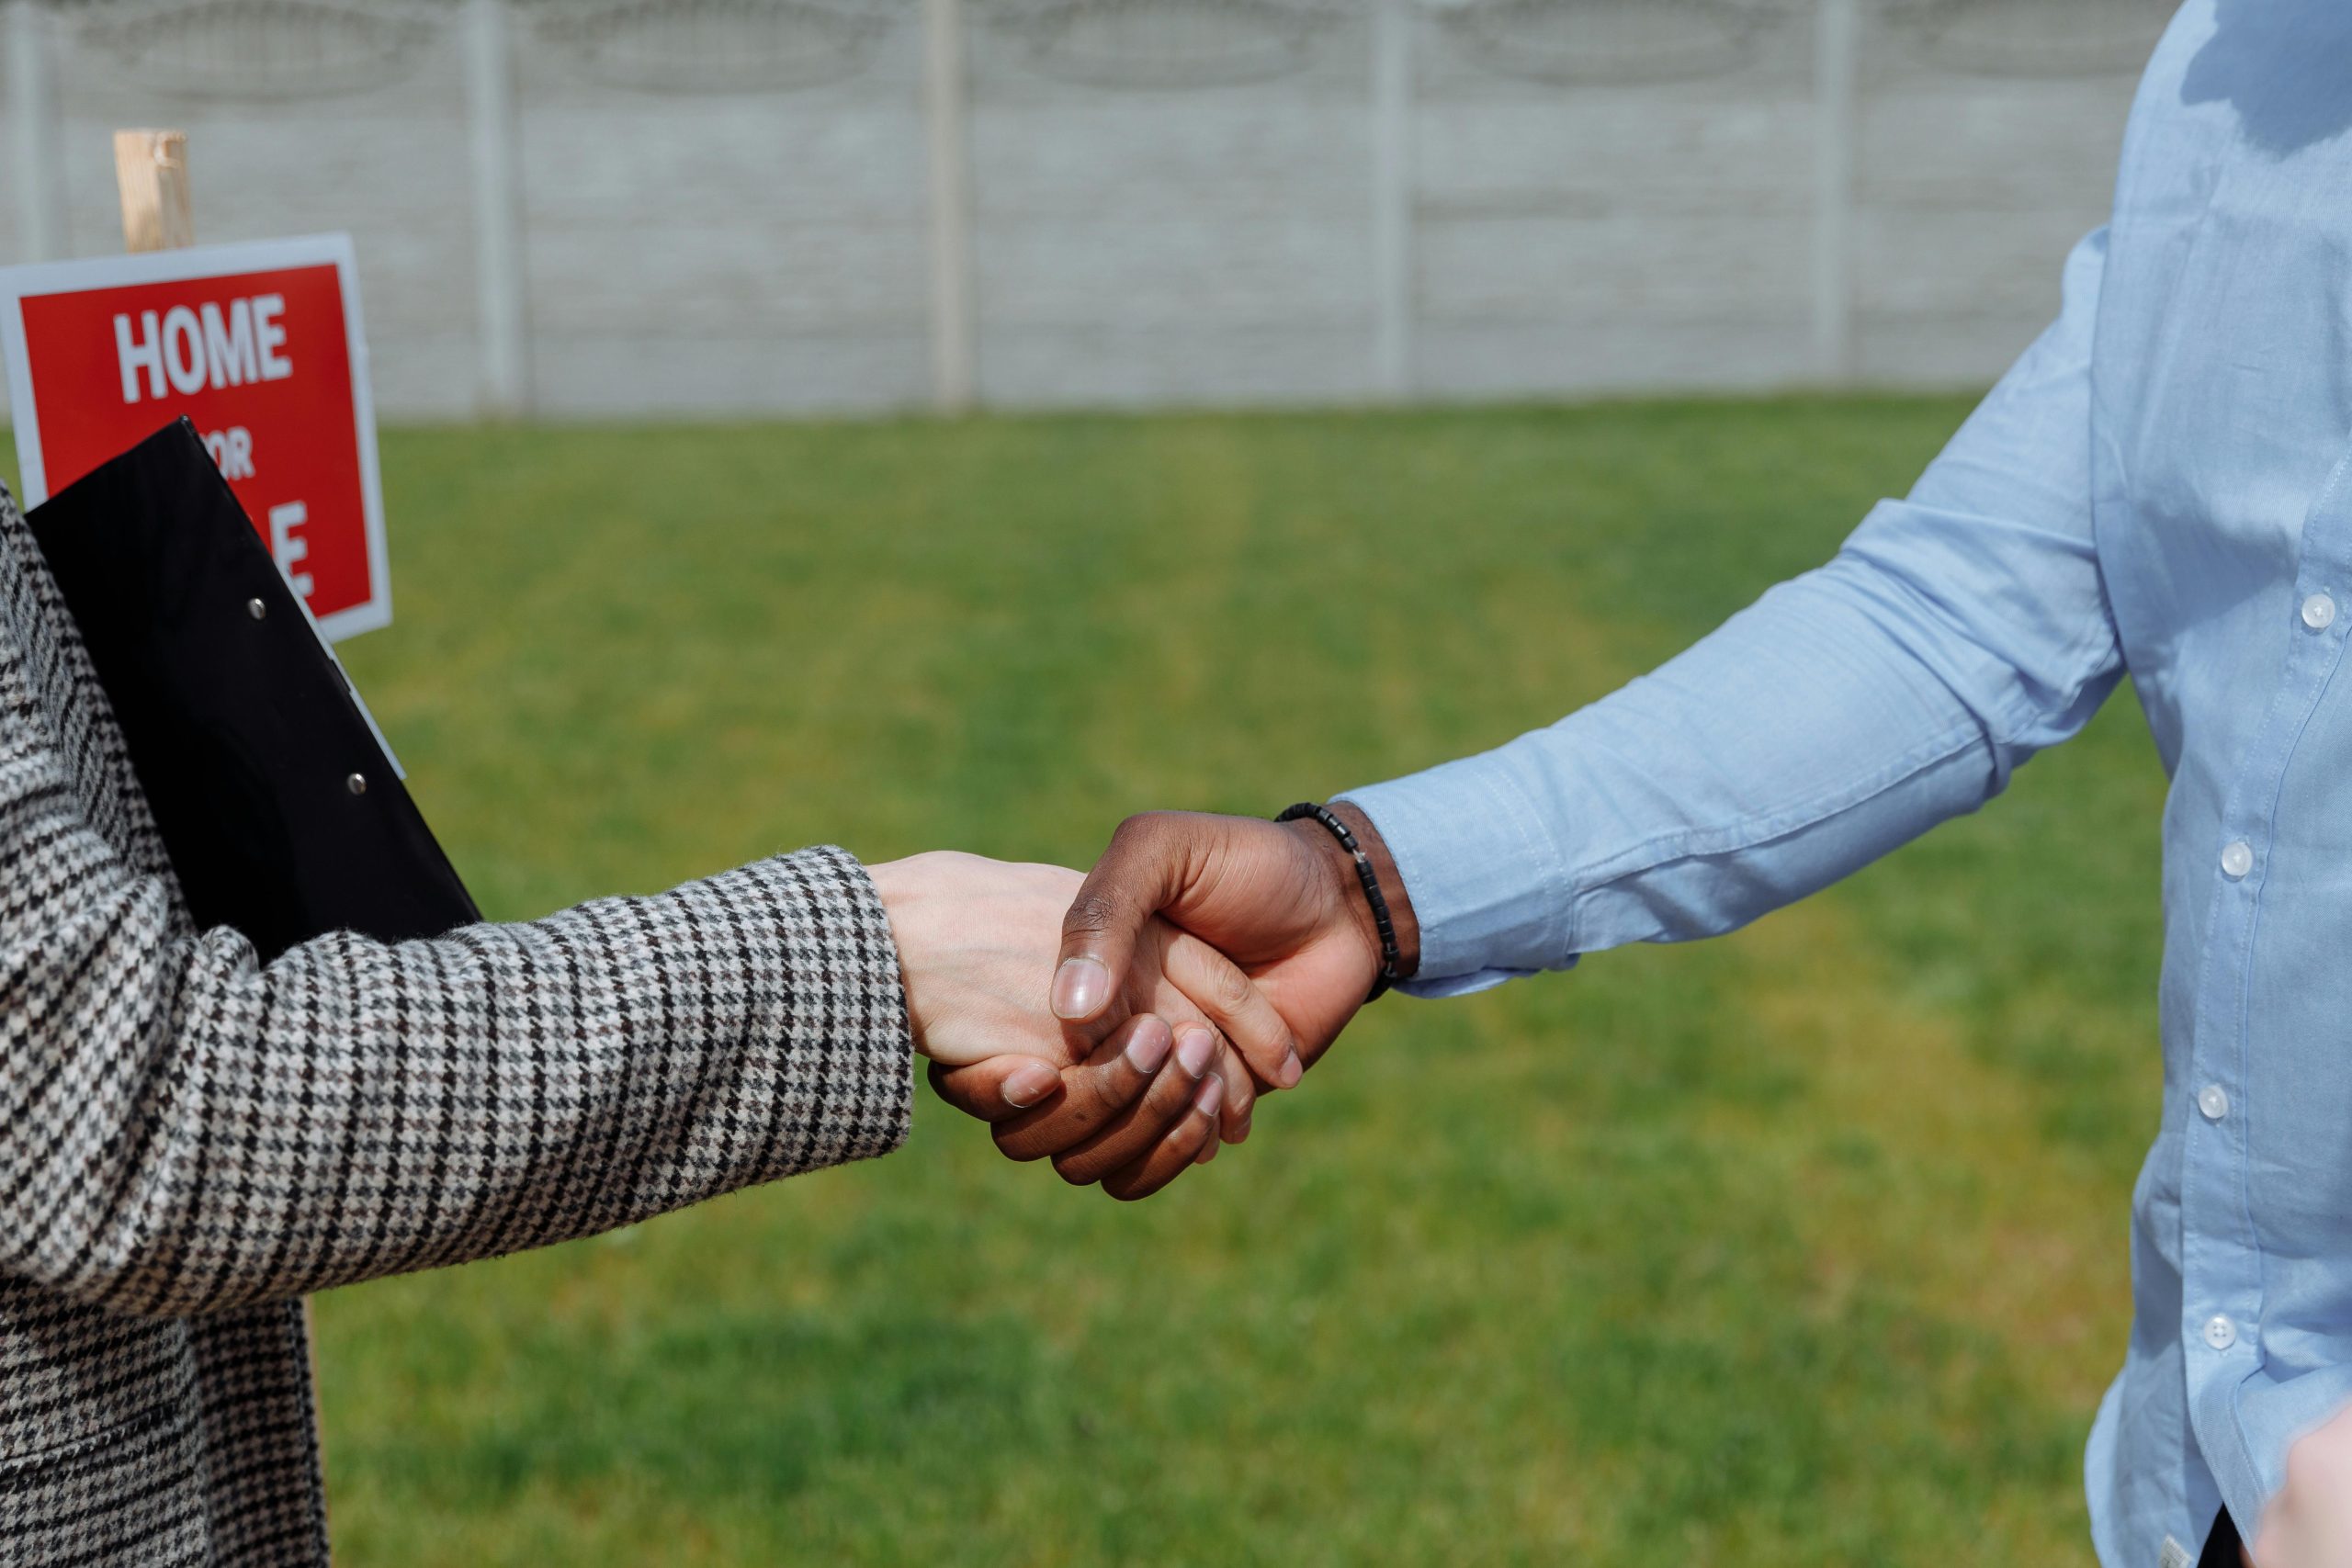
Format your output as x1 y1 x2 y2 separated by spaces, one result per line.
6 844 910 1319
1346 547 2114 990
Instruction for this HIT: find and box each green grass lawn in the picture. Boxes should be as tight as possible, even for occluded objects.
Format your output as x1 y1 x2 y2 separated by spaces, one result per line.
57 399 2175 1563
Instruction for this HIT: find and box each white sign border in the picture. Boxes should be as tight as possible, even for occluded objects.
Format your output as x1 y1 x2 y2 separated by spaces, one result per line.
0 232 392 641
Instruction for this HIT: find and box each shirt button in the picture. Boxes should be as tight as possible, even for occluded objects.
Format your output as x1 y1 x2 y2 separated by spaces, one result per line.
2199 1084 2231 1122
2203 1314 2238 1351
2304 592 2338 631
2221 840 2255 880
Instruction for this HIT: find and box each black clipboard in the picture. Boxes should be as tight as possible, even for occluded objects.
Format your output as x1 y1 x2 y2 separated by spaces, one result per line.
28 419 478 964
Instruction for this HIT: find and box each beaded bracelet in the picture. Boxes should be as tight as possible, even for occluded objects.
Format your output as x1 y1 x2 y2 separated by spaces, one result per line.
1277 802 1402 1003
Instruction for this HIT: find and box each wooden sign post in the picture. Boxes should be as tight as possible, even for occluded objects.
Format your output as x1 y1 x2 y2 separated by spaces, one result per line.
114 129 194 254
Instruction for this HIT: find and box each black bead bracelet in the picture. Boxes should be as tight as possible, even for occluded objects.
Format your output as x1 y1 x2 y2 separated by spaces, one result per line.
1277 802 1403 1003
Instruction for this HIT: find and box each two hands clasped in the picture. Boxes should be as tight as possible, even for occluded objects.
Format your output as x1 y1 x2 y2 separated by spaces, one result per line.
868 804 1410 1201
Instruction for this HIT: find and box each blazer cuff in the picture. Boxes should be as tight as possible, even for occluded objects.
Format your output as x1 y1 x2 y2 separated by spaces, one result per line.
725 846 915 1174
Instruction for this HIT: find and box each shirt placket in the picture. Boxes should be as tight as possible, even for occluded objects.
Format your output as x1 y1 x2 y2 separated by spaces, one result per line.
2180 508 2352 1515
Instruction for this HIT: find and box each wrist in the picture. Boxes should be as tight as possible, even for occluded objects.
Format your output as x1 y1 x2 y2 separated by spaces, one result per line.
1331 801 1420 980
865 854 924 936
864 854 941 1052
1281 804 1421 988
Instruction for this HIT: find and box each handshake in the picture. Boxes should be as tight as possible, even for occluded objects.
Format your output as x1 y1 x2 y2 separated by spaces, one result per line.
866 803 1418 1199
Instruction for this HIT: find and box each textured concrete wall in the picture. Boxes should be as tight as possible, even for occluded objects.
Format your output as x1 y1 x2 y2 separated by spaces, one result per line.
0 0 2171 420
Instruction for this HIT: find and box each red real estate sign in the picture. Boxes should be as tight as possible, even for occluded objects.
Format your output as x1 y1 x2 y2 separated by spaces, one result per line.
0 234 390 639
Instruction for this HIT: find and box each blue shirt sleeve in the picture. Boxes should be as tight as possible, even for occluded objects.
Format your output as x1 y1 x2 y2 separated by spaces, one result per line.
1342 228 2126 997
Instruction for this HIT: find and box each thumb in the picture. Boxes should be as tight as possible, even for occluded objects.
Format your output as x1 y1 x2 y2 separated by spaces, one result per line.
1054 813 1196 1028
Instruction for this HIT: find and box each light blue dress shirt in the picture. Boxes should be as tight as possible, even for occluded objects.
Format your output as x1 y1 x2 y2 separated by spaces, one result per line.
1344 5 2352 1561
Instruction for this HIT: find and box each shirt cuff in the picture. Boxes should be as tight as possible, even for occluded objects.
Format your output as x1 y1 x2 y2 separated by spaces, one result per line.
1339 750 1577 998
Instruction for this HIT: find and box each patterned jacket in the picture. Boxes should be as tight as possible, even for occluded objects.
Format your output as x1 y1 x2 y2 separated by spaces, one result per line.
0 483 913 1562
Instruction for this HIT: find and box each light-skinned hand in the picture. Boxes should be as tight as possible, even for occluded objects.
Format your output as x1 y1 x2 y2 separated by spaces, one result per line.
2252 1400 2352 1567
867 852 1274 1197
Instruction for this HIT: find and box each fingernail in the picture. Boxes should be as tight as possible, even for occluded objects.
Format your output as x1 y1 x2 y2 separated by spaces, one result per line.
1123 1017 1173 1075
1175 1027 1216 1077
1195 1074 1226 1117
1051 956 1110 1021
1278 1049 1304 1089
1003 1063 1057 1108
1228 1114 1251 1145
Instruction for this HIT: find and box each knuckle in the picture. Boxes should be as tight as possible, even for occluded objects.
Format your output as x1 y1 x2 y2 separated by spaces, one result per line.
1112 812 1169 846
1062 889 1123 940
1114 812 1194 865
1089 1065 1143 1111
1208 962 1255 1012
1147 1062 1198 1111
992 1126 1050 1163
1057 1092 1107 1134
1102 1169 1153 1201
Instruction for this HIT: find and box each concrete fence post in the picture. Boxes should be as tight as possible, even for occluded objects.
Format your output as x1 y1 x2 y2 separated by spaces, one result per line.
1812 0 1861 383
6 0 67 265
922 0 977 412
1370 0 1415 400
463 0 530 416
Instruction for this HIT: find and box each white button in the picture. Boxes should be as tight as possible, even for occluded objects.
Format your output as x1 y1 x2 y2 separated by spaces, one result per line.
2304 592 2338 631
2203 1314 2239 1350
2221 840 2255 880
2199 1084 2230 1122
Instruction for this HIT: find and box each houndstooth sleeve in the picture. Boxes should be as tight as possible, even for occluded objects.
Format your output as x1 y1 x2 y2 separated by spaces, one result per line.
0 622 913 1319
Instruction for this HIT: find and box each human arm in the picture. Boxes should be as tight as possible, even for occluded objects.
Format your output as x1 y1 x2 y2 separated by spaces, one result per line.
1 803 905 1319
1344 228 2124 991
0 637 1204 1314
1052 228 2125 1067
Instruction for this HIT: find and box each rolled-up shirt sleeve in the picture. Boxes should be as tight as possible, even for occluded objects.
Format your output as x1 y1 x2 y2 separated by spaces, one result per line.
1343 228 2124 997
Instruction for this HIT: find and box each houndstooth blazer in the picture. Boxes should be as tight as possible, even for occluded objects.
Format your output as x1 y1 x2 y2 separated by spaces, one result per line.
0 482 913 1563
